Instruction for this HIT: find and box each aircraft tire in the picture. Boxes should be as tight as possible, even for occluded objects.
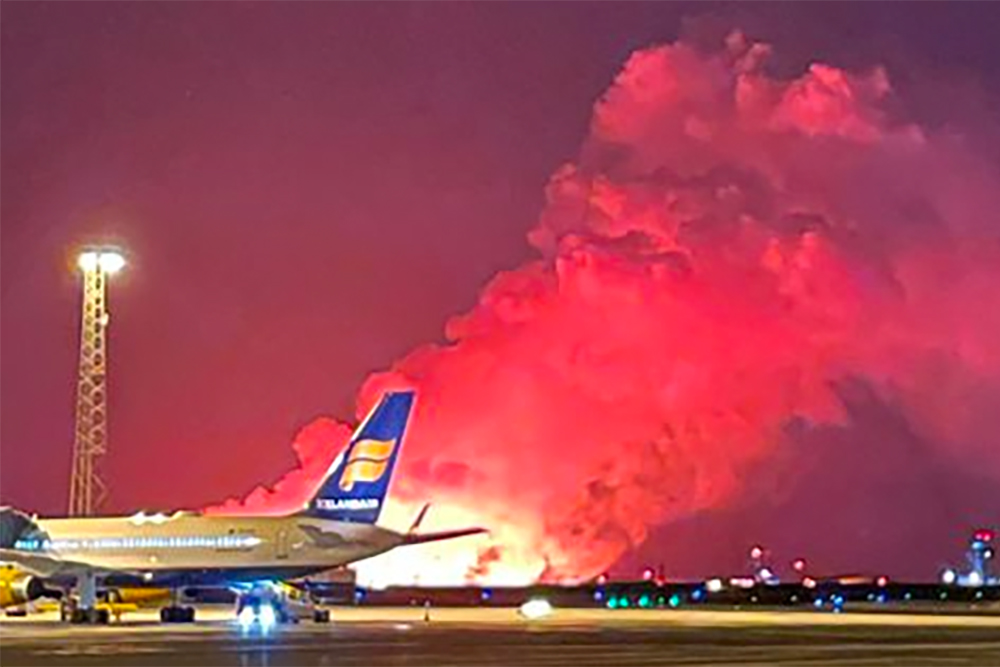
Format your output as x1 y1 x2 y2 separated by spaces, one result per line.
160 606 196 623
68 608 107 624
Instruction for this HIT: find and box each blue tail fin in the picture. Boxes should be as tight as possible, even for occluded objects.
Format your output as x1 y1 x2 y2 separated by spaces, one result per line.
302 391 415 524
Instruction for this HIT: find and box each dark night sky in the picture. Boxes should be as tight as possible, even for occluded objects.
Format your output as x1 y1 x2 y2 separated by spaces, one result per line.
3 0 1000 530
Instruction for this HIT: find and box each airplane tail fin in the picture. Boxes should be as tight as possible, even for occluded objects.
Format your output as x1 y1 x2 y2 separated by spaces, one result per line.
301 391 415 524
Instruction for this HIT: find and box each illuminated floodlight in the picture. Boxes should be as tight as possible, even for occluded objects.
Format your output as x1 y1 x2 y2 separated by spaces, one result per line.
792 559 806 573
518 598 553 620
941 568 957 585
77 249 125 275
750 546 764 560
77 251 99 272
705 578 724 593
98 251 126 274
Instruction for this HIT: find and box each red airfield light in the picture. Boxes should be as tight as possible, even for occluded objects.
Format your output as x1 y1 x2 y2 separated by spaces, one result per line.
750 546 764 560
876 576 888 587
596 573 608 585
642 568 654 581
792 558 806 573
802 577 817 589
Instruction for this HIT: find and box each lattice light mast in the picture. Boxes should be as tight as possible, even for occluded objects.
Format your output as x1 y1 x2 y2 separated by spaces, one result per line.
68 249 125 517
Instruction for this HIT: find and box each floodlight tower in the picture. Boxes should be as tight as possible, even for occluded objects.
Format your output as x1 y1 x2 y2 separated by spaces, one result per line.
68 248 125 517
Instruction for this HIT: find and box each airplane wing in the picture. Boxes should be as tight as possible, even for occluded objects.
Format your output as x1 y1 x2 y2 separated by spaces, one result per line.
401 503 488 545
401 527 488 546
0 548 107 578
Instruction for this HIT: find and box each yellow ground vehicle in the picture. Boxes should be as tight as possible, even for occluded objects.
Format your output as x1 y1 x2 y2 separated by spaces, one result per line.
3 564 171 620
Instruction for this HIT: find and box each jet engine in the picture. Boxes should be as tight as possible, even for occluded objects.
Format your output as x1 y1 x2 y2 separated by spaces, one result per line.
0 566 48 608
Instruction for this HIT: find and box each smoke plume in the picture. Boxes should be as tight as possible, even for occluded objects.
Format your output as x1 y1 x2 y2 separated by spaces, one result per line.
209 31 1000 585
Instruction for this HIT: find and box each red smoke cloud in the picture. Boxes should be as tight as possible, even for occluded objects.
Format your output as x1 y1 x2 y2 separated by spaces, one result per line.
208 31 1000 585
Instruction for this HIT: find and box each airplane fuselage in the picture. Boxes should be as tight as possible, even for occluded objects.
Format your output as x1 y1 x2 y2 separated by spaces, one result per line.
19 512 402 587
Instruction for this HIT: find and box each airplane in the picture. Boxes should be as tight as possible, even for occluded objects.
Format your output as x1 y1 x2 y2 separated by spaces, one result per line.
0 390 486 624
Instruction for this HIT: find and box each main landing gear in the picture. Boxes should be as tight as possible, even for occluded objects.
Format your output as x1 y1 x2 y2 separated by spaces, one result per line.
60 602 111 624
160 588 196 623
60 571 111 624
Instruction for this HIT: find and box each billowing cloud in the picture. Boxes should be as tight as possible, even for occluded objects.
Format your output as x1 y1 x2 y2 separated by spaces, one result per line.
209 30 1000 586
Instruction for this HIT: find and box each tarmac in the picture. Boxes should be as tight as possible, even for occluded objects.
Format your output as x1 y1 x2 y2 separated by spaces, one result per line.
2 606 1000 666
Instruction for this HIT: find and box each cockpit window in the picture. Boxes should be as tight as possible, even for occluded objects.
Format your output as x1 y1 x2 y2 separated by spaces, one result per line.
0 507 48 549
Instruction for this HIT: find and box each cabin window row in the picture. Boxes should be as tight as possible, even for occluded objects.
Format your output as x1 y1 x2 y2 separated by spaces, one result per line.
14 535 261 551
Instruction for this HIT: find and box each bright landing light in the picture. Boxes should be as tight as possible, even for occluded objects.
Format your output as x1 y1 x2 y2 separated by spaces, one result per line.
258 604 277 628
238 606 255 628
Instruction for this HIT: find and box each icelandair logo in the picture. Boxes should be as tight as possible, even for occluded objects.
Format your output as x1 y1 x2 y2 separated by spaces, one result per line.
338 438 396 491
315 497 381 512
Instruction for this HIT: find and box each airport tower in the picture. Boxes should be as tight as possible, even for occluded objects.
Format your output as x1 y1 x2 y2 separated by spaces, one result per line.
966 529 996 586
67 248 125 517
